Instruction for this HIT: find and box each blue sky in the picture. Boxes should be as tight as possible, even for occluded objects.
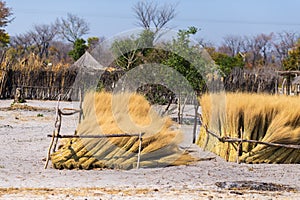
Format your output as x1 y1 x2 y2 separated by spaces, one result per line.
5 0 300 45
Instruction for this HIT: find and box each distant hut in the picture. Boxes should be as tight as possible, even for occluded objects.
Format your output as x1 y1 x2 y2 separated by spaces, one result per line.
71 51 107 73
69 52 107 100
277 71 300 95
292 76 300 95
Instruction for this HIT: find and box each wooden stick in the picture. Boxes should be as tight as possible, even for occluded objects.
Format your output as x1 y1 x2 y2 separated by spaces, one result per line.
44 130 56 169
205 126 300 149
52 112 61 152
52 95 62 153
137 132 143 169
44 94 62 169
236 129 243 164
47 133 144 138
192 101 199 144
78 87 83 125
59 109 80 116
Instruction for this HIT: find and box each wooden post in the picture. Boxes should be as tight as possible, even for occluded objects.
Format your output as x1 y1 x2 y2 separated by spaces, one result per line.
52 112 62 152
275 79 278 95
287 75 291 95
44 130 56 169
192 98 199 144
237 129 243 164
52 95 62 153
45 94 63 168
137 132 143 169
177 94 181 124
78 87 84 125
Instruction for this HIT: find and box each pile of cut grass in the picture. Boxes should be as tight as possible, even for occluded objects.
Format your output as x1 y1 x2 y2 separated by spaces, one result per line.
197 92 300 163
51 92 195 169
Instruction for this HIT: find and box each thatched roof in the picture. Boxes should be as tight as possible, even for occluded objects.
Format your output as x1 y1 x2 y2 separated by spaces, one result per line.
292 76 300 85
71 52 106 72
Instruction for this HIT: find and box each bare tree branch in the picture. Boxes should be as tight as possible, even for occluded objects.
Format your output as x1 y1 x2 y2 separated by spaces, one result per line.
56 13 90 44
28 24 58 59
133 1 176 34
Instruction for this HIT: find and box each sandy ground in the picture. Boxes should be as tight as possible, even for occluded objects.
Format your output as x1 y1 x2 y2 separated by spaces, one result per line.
0 99 299 199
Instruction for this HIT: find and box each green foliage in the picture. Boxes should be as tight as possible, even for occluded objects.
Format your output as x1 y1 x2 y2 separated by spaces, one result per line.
111 26 215 95
0 31 9 46
162 26 208 93
37 113 44 117
283 40 300 71
68 38 87 61
138 29 155 48
87 36 99 50
111 35 141 70
137 84 175 105
211 52 244 77
0 1 13 46
111 30 157 70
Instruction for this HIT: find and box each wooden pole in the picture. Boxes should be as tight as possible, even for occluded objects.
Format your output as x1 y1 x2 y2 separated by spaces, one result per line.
192 99 199 144
44 94 61 169
44 130 56 169
137 132 143 169
78 87 83 126
287 75 291 95
52 95 62 153
204 125 300 149
47 133 143 138
236 129 243 164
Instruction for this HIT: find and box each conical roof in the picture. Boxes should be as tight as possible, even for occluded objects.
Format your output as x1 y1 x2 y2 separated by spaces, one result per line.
72 51 106 71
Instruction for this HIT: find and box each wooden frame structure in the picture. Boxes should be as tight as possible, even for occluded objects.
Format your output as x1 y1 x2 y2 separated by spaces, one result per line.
277 70 300 95
44 94 144 169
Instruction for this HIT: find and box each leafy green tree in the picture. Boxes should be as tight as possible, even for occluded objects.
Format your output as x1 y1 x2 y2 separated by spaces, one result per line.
68 38 87 61
162 26 208 93
283 39 300 71
0 1 13 46
87 36 100 51
210 51 244 77
111 35 141 70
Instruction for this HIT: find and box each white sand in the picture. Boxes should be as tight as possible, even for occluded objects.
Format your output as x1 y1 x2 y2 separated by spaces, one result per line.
0 99 299 199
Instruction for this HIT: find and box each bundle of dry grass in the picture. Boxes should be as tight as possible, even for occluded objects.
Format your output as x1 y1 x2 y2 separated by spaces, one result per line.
51 92 195 169
197 92 300 164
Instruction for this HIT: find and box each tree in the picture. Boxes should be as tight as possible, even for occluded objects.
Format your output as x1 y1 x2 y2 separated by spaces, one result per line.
68 38 87 61
133 1 176 34
87 36 100 51
111 35 141 70
283 39 300 71
210 51 244 77
162 26 207 93
242 33 274 67
28 24 58 59
10 33 34 56
0 1 13 46
219 35 244 57
56 13 89 44
273 31 299 65
48 41 72 64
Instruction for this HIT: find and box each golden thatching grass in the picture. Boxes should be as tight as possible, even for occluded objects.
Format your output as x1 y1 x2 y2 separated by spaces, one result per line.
197 92 300 164
51 91 195 169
